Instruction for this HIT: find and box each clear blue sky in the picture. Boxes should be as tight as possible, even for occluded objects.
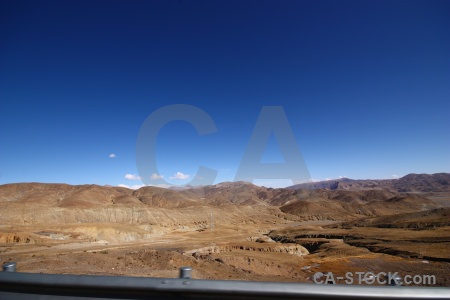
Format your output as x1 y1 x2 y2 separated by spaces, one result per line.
1 0 449 188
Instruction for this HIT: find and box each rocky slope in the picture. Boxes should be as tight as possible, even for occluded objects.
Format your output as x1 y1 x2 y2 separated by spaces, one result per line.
287 173 450 192
0 173 447 226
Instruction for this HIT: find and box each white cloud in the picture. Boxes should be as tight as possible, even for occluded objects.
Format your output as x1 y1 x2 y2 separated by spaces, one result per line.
392 174 400 179
170 172 190 180
150 173 164 180
125 173 141 180
109 153 116 158
325 178 331 181
118 184 145 190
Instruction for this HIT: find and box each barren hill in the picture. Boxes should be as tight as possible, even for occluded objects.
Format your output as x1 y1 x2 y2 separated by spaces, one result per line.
393 173 450 192
0 174 446 226
0 182 294 230
287 173 450 192
279 190 439 221
1 176 449 284
336 207 450 229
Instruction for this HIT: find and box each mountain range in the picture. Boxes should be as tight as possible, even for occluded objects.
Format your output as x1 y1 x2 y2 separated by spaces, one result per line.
0 173 448 224
287 173 450 192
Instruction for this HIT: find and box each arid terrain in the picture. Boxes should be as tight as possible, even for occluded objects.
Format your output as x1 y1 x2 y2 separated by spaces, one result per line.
1 173 449 286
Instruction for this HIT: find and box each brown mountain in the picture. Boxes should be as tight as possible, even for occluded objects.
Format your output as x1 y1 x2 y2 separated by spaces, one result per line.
278 190 439 221
336 207 450 229
178 181 301 206
393 173 450 192
0 173 446 225
0 182 290 228
287 173 450 192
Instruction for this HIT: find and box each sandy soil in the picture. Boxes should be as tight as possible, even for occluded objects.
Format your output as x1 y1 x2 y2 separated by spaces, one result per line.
1 220 449 286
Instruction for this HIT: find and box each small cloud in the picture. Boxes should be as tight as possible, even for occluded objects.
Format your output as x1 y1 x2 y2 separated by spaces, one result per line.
125 173 141 180
392 174 400 179
150 173 164 180
325 178 331 181
109 153 116 158
118 184 145 190
170 172 190 180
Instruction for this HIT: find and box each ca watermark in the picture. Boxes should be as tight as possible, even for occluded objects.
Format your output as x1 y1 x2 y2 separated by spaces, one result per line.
313 271 437 285
136 104 310 187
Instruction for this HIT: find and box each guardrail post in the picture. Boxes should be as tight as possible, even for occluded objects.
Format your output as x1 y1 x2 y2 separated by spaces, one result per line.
179 266 192 279
2 262 16 272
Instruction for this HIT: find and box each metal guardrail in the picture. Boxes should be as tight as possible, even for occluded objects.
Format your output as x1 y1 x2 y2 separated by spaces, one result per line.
0 263 449 300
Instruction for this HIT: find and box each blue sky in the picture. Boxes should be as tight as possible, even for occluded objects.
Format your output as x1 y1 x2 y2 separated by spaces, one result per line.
1 0 449 188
